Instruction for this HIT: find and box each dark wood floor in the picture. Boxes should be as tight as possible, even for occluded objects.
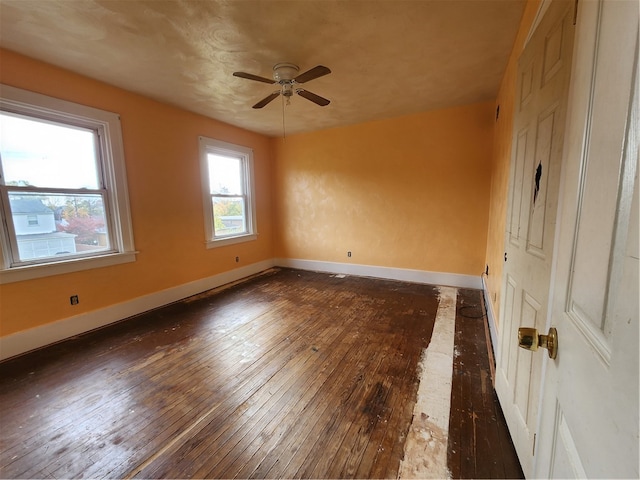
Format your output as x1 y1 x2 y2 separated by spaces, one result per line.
0 268 522 479
449 289 524 479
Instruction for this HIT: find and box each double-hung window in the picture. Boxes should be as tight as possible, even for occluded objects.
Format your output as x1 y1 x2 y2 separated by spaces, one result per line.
199 136 257 247
0 85 136 283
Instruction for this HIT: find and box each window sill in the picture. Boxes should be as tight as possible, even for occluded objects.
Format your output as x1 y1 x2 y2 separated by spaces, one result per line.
206 233 258 249
0 251 137 284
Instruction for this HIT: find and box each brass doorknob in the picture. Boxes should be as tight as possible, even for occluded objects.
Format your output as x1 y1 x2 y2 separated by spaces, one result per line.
518 327 558 359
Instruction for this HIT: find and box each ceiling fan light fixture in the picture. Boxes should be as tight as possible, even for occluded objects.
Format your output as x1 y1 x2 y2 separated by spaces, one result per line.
282 83 294 97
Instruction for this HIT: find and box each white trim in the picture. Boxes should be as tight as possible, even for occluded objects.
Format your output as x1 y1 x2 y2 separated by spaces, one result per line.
205 233 258 249
481 274 499 359
0 259 275 361
275 258 482 289
0 251 137 284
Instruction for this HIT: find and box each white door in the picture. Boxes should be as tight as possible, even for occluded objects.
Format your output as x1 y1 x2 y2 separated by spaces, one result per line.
495 1 575 475
534 0 639 477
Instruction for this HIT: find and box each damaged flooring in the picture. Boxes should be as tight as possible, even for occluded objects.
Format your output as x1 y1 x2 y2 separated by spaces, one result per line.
0 268 522 478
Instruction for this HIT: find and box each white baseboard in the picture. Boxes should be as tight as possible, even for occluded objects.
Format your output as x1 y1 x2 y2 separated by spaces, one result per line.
1 258 484 362
275 258 482 289
481 275 499 359
0 259 275 361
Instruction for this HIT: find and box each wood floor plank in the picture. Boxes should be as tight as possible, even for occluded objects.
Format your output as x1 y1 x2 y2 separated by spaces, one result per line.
1 269 521 479
354 307 432 478
265 343 387 478
447 288 524 479
102 292 340 476
133 274 396 476
2 278 295 474
141 319 347 478
213 315 369 479
300 334 399 478
1 276 292 473
11 296 315 477
242 331 378 479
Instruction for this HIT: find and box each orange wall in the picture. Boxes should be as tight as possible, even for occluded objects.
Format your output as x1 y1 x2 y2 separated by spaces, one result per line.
0 49 274 337
484 0 541 325
273 102 494 275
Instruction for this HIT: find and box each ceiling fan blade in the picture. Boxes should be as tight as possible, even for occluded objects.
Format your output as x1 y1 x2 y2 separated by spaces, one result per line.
252 92 281 109
294 65 331 84
296 89 330 106
233 71 275 84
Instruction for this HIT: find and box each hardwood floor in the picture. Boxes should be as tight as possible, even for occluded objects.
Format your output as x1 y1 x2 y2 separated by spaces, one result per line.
0 268 522 478
448 289 524 479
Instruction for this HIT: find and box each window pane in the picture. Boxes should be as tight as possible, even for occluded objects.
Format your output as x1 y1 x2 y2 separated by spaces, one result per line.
213 196 246 237
208 154 242 195
8 191 110 262
0 112 100 189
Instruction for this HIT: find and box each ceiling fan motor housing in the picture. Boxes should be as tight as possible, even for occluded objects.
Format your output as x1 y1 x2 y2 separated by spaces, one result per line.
273 63 299 82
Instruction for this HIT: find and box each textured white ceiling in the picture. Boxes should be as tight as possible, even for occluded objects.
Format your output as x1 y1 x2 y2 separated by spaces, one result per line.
0 0 525 137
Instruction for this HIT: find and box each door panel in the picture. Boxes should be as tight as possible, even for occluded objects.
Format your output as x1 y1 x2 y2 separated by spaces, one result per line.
527 103 561 256
508 130 530 246
541 17 566 85
514 291 541 425
548 404 587 478
501 276 518 382
495 1 575 475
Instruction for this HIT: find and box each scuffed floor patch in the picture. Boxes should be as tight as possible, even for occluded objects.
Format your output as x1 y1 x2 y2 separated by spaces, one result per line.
398 286 457 479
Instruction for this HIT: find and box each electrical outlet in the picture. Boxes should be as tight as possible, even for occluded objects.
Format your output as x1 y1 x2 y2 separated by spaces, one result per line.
347 251 352 258
70 295 79 306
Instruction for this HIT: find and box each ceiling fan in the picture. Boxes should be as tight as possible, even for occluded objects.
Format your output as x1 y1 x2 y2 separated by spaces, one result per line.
233 63 331 109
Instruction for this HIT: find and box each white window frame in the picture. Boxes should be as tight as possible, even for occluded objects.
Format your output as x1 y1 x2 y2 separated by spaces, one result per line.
0 85 136 284
199 136 257 248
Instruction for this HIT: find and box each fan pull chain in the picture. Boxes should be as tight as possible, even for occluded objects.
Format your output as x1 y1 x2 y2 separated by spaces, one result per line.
281 93 287 140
